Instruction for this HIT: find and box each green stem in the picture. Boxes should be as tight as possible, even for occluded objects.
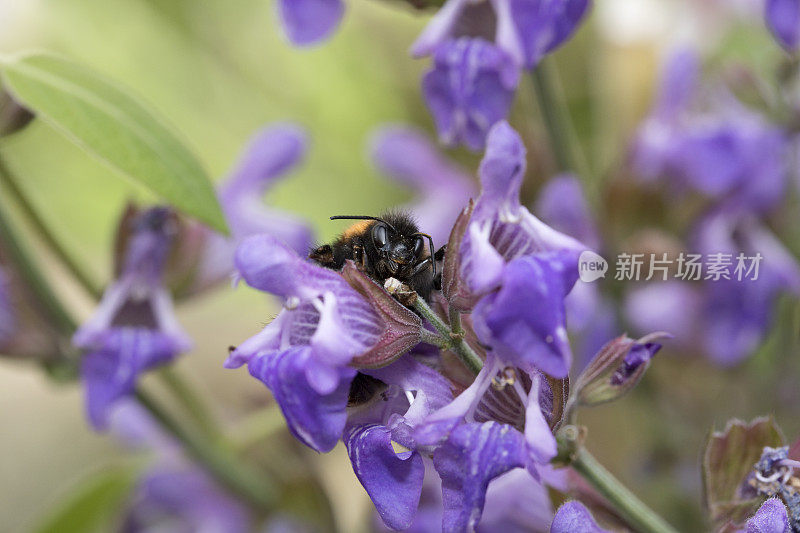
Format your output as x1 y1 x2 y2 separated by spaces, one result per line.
0 155 103 300
570 446 678 533
0 196 77 335
449 306 463 336
420 329 449 349
531 61 588 177
158 367 221 440
135 387 276 512
413 297 483 375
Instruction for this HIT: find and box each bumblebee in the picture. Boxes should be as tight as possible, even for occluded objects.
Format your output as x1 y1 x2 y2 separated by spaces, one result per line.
309 212 441 301
310 213 443 408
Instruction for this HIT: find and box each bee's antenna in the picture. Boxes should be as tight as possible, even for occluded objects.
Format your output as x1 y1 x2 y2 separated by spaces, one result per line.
412 232 436 279
330 215 397 233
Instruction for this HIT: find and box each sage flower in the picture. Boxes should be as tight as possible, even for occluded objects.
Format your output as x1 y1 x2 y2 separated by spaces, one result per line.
73 207 191 430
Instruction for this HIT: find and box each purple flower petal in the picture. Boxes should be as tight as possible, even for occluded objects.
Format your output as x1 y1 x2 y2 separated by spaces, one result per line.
410 0 471 57
536 174 601 251
524 372 558 463
277 0 345 46
746 498 791 533
472 252 578 378
346 423 425 530
218 125 313 254
363 354 454 427
550 501 609 533
413 354 502 446
624 281 700 343
479 468 556 531
433 421 528 532
247 346 355 452
632 50 789 213
508 0 591 68
765 0 800 51
83 330 183 430
422 38 519 151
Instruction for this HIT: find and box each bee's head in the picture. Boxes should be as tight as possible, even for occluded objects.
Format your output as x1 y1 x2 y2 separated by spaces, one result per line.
331 215 435 280
368 220 427 276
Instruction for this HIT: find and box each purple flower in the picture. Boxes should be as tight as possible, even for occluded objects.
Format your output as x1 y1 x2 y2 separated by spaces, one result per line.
346 354 454 530
457 121 585 377
411 0 591 69
192 125 313 293
744 498 791 533
370 126 477 244
277 0 344 46
550 501 609 533
624 210 800 366
471 252 579 377
225 234 384 452
110 403 252 533
694 210 800 366
411 352 562 528
422 38 519 151
632 50 789 214
765 0 800 51
73 207 191 430
434 421 529 531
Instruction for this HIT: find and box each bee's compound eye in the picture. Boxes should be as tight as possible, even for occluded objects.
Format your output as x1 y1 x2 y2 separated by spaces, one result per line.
372 223 388 248
413 236 424 257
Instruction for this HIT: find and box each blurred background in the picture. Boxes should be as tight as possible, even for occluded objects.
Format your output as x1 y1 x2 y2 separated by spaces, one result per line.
0 0 798 531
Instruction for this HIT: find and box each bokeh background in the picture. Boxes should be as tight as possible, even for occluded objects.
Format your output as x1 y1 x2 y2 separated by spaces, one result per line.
0 0 798 531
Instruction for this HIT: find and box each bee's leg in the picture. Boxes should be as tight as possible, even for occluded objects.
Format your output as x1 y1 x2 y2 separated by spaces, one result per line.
434 244 447 262
354 243 370 272
309 244 336 268
411 256 432 276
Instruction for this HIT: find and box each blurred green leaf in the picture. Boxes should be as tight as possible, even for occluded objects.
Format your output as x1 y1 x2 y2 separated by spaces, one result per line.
0 52 228 233
32 466 138 533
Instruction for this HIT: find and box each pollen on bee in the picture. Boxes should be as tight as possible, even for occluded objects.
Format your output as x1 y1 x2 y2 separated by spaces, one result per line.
384 277 404 294
341 220 372 239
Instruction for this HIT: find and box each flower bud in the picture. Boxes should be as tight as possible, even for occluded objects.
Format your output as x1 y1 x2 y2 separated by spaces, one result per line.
572 332 668 407
0 89 34 137
341 261 422 368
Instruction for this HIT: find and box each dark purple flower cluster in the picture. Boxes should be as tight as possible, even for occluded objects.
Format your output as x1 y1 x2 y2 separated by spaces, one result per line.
626 49 800 366
227 121 600 530
412 0 591 149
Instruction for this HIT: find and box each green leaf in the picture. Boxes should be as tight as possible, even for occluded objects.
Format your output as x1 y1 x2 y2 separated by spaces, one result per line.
32 466 138 533
0 52 228 233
